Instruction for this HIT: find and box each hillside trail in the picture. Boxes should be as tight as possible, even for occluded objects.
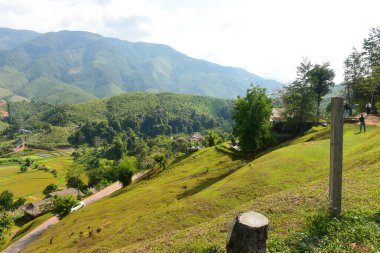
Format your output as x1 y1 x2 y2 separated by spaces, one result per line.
2 172 145 253
354 111 380 126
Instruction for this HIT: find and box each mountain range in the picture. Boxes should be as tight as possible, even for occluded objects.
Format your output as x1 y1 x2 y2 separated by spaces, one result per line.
0 27 282 103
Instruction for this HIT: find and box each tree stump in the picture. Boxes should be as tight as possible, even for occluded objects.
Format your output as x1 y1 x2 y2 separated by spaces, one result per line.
226 211 269 253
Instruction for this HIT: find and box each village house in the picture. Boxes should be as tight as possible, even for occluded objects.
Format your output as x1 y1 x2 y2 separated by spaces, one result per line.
21 188 84 219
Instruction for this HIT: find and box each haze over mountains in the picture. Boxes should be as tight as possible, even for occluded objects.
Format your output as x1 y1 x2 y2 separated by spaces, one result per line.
0 28 281 103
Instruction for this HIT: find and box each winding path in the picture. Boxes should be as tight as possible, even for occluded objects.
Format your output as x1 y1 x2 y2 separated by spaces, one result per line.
2 174 143 253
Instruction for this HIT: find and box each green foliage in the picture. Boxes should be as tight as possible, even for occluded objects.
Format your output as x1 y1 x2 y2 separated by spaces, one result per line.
307 63 335 122
232 85 274 152
19 166 27 173
153 153 167 169
344 48 366 115
0 190 25 211
117 158 137 187
49 195 79 218
0 210 12 240
282 58 316 129
363 27 380 69
87 159 117 187
12 197 26 210
205 130 220 147
66 167 87 192
268 209 380 252
0 190 13 211
43 183 59 196
50 169 58 177
25 158 34 167
344 26 380 111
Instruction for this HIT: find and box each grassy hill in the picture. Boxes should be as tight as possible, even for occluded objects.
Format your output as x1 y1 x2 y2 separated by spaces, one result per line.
21 124 380 252
0 28 282 102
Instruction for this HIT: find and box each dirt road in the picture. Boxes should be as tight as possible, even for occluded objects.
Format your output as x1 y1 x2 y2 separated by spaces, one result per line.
2 177 141 253
354 113 380 126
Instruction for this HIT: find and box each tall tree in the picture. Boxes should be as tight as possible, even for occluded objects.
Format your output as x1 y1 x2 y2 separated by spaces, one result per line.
282 58 315 130
0 191 14 211
307 63 335 123
362 27 380 112
232 85 273 152
344 48 366 115
363 27 380 70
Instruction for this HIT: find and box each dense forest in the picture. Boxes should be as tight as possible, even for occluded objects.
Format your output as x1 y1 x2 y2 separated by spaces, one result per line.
7 92 233 144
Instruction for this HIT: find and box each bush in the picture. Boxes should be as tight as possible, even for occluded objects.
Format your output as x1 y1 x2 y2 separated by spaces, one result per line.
20 166 28 173
25 158 34 167
43 183 59 196
268 209 380 252
117 158 136 187
0 210 12 240
51 169 58 177
44 195 79 218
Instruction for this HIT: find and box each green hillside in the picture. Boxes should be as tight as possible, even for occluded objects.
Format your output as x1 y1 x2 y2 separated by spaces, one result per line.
0 29 281 102
0 28 40 50
22 124 380 252
8 92 233 139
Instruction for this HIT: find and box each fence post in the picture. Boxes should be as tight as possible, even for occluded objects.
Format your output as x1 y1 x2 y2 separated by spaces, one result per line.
226 211 269 253
329 97 344 218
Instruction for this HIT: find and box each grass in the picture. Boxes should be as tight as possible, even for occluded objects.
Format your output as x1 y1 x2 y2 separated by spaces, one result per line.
0 213 54 252
22 124 380 252
268 208 380 252
0 154 73 202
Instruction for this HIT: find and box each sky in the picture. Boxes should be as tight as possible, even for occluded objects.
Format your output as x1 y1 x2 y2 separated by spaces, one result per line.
0 0 379 84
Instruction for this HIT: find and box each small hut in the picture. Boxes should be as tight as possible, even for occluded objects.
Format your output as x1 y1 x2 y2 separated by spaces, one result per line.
21 199 49 219
48 188 84 198
188 133 205 151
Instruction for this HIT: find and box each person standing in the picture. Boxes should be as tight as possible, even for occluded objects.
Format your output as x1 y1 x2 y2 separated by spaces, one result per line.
366 102 371 116
359 114 366 133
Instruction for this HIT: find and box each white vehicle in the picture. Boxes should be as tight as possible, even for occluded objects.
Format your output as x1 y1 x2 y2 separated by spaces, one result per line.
71 201 86 212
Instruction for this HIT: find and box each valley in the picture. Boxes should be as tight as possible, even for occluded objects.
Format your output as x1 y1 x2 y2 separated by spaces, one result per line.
0 11 379 252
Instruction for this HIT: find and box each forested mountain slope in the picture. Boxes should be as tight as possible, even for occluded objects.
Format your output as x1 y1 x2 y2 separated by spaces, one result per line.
8 92 234 139
0 28 281 103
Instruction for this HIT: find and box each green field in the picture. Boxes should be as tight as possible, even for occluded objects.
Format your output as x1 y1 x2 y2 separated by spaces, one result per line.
21 124 380 252
0 154 73 202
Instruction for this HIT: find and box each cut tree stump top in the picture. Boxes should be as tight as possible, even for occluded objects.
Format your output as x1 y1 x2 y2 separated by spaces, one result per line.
239 212 269 228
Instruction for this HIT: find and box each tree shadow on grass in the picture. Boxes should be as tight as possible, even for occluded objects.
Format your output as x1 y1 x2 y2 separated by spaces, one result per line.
176 164 243 200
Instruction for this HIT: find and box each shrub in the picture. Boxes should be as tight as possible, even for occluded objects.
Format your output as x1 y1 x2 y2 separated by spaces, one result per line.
43 184 59 196
51 169 58 177
0 210 12 240
44 195 79 218
25 158 34 167
20 166 28 173
117 158 136 187
268 209 380 252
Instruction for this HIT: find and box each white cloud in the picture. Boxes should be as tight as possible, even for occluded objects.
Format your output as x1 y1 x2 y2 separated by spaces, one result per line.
0 0 379 83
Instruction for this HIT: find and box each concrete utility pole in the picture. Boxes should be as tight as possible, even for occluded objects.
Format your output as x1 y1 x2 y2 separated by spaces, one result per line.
329 97 343 218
